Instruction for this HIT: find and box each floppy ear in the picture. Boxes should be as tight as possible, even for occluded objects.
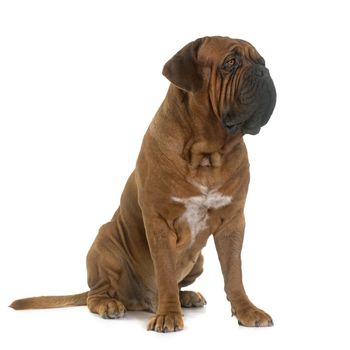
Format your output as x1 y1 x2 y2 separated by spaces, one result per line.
162 38 204 93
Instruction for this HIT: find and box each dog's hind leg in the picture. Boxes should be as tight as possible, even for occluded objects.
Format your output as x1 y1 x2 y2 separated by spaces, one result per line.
178 253 207 308
86 221 128 319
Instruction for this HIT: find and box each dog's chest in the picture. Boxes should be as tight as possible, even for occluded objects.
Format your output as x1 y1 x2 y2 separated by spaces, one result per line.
172 186 232 244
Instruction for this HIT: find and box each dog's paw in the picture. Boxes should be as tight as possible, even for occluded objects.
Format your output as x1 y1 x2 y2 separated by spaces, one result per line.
180 291 207 308
88 297 126 319
147 312 184 332
236 305 273 327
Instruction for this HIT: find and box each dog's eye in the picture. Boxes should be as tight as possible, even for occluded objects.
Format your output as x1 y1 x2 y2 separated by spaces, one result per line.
226 58 235 67
223 57 237 71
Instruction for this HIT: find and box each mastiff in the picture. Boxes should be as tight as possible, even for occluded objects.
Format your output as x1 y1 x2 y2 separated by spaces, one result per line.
11 36 277 332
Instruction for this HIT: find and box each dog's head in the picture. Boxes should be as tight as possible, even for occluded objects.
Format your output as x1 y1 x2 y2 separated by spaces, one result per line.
162 36 276 135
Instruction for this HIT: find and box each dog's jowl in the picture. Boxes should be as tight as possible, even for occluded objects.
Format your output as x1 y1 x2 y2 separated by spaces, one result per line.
10 36 276 332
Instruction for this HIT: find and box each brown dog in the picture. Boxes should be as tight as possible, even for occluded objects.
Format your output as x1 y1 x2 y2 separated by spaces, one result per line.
10 36 276 332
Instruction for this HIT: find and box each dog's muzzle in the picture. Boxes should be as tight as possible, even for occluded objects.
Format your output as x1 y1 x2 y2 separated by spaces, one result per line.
222 65 276 135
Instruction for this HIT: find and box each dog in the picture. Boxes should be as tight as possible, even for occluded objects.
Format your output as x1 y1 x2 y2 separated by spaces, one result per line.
10 36 276 332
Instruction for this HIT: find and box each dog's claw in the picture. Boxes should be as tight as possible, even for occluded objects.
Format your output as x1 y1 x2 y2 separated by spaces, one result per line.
179 291 206 308
236 306 273 327
147 313 184 333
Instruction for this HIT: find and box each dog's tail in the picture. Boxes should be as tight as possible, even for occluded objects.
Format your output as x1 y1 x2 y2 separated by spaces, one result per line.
9 292 88 310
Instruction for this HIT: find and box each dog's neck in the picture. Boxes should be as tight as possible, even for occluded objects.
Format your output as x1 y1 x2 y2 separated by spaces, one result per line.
152 85 243 170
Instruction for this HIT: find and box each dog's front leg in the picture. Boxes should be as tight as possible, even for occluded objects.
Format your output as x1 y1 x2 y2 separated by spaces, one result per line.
145 217 183 332
214 222 273 327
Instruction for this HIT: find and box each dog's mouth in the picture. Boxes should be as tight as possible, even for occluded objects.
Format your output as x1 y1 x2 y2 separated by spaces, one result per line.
222 118 261 136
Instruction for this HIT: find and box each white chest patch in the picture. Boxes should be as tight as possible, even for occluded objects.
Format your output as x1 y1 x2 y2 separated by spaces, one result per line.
172 186 232 244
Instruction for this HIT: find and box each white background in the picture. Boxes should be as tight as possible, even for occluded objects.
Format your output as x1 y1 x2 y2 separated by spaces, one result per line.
1 0 349 349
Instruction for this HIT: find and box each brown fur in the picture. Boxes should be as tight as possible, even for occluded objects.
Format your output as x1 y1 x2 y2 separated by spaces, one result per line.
10 36 274 331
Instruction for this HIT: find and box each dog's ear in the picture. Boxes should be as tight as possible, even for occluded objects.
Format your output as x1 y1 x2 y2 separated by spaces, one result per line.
162 38 204 93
